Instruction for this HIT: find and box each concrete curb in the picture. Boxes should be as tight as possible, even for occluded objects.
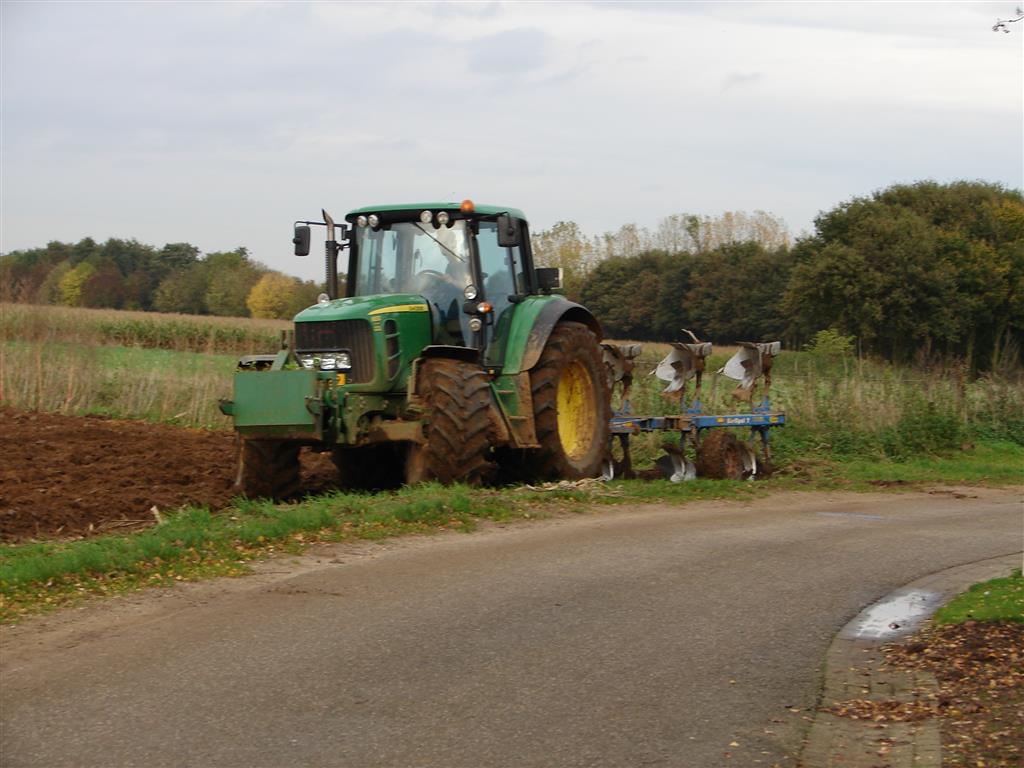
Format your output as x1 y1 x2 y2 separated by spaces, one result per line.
799 553 1022 768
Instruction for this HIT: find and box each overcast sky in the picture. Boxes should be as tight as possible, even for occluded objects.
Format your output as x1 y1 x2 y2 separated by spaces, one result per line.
2 1 1021 282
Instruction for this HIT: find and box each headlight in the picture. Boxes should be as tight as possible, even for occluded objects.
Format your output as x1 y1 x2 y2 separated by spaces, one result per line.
297 353 351 371
318 353 352 371
368 214 380 228
419 210 433 224
437 211 450 226
356 215 368 227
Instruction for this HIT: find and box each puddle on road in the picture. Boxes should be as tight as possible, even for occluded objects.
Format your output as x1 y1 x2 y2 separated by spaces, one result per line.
842 589 943 641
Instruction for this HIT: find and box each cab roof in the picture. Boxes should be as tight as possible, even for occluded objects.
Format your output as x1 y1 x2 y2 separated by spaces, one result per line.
345 202 527 222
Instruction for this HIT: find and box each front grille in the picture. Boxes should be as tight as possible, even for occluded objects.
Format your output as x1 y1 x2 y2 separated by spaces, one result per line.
295 319 375 383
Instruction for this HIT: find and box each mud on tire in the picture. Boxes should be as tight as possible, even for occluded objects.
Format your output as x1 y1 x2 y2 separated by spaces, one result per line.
524 321 611 481
405 358 496 486
235 438 301 500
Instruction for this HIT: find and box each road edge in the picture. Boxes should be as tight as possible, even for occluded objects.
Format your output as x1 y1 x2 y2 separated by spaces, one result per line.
798 552 1022 768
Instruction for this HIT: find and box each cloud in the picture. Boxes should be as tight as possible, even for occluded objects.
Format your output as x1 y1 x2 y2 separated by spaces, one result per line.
721 72 764 92
465 27 548 76
427 2 503 21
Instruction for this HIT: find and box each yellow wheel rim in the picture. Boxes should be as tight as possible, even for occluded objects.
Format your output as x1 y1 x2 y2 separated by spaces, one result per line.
556 360 597 461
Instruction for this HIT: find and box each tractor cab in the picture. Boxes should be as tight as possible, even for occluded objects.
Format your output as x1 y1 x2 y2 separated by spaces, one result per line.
344 202 530 350
292 201 556 372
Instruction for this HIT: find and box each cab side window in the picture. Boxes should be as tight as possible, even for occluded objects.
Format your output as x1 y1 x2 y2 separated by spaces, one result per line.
477 222 521 321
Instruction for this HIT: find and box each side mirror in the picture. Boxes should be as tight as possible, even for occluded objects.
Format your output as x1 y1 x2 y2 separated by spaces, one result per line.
293 225 310 257
496 214 522 248
536 267 562 292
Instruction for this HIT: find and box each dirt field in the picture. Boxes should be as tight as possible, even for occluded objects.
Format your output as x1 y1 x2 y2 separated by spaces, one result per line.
0 408 338 542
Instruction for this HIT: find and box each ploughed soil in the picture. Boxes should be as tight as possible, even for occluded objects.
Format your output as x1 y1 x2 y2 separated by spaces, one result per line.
0 408 339 542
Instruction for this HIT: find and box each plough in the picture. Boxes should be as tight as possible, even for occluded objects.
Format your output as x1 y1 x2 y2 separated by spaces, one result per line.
601 335 786 481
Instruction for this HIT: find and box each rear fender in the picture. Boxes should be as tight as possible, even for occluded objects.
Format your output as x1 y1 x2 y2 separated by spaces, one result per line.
500 296 602 375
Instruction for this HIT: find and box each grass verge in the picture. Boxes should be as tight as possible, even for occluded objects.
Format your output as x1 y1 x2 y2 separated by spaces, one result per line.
2 443 1021 624
779 441 1024 488
0 479 759 623
934 569 1024 624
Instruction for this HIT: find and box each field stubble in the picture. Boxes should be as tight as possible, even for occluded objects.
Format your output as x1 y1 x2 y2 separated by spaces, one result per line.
0 303 286 427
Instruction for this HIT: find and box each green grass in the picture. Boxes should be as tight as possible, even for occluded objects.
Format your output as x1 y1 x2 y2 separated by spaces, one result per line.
3 443 1022 623
93 344 238 372
2 339 238 375
934 570 1024 624
784 441 1024 488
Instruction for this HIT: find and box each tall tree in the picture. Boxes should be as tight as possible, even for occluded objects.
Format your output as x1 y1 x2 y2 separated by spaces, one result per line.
153 264 209 315
58 262 97 306
783 181 1023 368
203 248 263 317
247 272 301 319
80 259 126 309
580 251 674 339
687 242 791 341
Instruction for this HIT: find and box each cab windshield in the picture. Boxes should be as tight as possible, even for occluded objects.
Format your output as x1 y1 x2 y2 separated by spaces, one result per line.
353 220 472 297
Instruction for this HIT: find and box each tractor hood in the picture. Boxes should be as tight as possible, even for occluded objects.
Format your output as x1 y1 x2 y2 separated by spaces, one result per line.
293 293 430 325
292 294 434 390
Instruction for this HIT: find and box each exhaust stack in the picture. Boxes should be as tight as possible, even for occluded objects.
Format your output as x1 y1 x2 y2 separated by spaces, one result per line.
323 208 339 299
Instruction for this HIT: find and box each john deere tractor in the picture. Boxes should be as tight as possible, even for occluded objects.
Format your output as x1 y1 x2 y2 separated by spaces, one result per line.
220 201 610 498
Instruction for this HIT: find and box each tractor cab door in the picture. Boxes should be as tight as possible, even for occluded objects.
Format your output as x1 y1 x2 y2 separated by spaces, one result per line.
477 220 528 368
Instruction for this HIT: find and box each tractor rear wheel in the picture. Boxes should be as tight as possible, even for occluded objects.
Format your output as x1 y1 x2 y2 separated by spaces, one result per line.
235 438 301 500
525 321 611 481
695 431 756 480
404 358 496 485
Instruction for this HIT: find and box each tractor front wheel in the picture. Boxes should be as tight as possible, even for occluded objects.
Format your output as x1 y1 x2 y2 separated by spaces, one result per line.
404 358 496 486
235 438 301 500
526 321 611 481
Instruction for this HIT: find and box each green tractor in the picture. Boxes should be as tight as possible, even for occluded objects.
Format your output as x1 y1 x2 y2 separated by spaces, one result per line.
220 201 610 498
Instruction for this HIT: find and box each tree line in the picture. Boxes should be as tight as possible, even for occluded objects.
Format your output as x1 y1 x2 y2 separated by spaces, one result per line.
0 238 322 319
531 181 1023 372
2 180 1021 369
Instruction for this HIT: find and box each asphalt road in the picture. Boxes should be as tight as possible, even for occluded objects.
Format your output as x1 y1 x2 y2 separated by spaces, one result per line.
2 488 1021 768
